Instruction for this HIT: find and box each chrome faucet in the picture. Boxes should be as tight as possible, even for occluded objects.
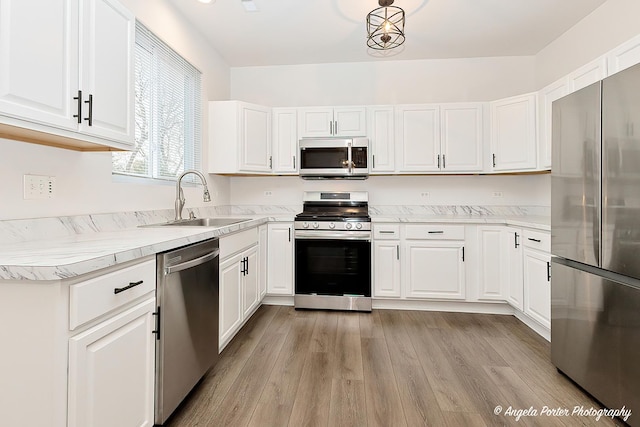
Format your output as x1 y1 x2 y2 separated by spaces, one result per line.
175 170 211 221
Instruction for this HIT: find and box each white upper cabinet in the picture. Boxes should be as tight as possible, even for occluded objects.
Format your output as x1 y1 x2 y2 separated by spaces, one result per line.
367 105 395 173
567 56 607 93
298 106 366 137
0 0 79 130
272 108 298 174
78 0 135 143
0 0 135 149
395 105 440 172
440 103 484 172
490 93 537 171
538 78 568 169
607 34 640 75
209 101 272 174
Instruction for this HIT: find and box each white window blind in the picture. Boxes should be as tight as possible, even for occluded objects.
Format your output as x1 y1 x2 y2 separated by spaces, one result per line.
113 22 202 182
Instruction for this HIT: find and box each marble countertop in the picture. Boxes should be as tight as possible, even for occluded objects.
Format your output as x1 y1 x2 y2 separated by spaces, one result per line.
0 210 548 282
371 215 550 231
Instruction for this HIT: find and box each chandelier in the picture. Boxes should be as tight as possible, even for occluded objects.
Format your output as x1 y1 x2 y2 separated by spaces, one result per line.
366 0 406 50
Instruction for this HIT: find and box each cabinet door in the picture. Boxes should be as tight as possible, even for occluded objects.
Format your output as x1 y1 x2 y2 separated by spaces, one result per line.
219 254 243 349
490 93 537 171
334 107 366 136
404 241 465 300
607 34 640 75
373 240 401 298
240 104 271 172
396 105 440 172
272 108 298 174
440 104 483 172
267 223 294 295
258 225 268 299
478 227 505 301
567 56 607 93
79 0 134 145
505 228 524 310
367 105 395 173
0 0 79 130
68 298 155 427
523 249 551 328
242 246 260 318
298 107 333 137
538 78 568 169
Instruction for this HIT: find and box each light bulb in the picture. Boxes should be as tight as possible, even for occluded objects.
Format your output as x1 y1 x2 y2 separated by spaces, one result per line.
384 20 391 33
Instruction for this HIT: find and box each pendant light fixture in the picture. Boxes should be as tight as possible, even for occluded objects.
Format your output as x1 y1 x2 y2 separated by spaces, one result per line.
366 0 405 50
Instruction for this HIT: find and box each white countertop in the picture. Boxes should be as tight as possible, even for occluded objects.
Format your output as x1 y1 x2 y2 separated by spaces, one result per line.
0 213 548 282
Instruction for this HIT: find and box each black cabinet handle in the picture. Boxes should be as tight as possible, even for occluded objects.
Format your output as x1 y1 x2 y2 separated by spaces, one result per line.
372 154 375 169
528 238 541 243
73 90 82 124
514 233 520 248
492 153 497 168
84 94 93 126
245 257 249 275
428 231 444 234
379 230 396 234
293 156 296 169
396 245 400 260
114 280 143 294
437 154 440 169
152 307 160 340
288 227 291 242
547 262 551 282
462 246 465 262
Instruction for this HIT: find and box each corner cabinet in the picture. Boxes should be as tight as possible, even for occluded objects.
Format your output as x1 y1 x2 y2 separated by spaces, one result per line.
538 78 568 169
0 0 135 150
209 101 272 174
490 93 537 171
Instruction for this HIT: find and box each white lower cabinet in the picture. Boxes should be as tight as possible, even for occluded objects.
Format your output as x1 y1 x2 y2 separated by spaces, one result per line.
373 240 401 298
523 248 551 329
68 298 155 427
404 241 465 300
477 226 506 301
258 224 268 299
219 228 261 351
505 227 524 310
267 223 294 295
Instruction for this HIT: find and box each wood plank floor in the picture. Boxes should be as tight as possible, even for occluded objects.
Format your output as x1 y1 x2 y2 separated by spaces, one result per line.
165 306 624 427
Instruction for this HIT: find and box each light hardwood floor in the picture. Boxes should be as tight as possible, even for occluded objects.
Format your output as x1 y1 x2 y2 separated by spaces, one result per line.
165 306 623 427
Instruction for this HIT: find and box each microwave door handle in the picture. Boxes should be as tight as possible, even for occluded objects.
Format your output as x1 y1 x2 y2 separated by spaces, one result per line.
348 142 352 174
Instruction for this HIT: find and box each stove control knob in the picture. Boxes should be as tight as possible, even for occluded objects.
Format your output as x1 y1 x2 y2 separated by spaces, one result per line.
313 222 319 229
329 222 336 229
345 223 353 230
355 223 363 230
303 222 309 229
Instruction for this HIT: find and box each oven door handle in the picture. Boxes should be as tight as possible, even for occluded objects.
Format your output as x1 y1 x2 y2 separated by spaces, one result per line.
295 231 371 241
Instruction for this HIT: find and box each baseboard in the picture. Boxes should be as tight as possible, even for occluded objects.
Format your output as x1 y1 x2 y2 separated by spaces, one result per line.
513 310 551 342
262 295 294 306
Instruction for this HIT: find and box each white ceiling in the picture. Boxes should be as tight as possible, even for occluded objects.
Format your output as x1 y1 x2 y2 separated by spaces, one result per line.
167 0 607 67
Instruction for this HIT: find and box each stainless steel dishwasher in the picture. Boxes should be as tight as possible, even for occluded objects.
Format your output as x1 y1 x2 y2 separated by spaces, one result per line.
155 238 220 425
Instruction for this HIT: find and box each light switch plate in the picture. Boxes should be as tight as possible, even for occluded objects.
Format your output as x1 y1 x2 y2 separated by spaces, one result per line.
24 174 56 200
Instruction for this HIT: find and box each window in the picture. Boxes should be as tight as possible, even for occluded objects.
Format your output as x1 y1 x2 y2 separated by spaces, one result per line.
113 22 202 182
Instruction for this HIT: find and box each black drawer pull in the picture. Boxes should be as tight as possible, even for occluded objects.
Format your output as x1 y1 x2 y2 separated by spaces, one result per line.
379 231 396 234
114 280 144 294
528 238 542 243
428 231 444 234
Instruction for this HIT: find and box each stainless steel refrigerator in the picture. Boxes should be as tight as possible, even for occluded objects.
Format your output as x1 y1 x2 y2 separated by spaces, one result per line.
551 63 640 425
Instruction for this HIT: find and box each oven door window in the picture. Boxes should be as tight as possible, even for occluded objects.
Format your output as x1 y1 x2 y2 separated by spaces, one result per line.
295 239 371 297
300 148 349 169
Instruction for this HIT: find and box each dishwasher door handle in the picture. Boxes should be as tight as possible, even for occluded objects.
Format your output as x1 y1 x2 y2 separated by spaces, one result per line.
165 249 220 275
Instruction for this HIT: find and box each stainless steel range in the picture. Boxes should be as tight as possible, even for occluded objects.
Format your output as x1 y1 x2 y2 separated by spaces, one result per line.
294 191 371 312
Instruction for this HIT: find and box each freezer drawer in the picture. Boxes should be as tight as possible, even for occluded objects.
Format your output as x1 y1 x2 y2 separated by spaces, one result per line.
551 258 640 426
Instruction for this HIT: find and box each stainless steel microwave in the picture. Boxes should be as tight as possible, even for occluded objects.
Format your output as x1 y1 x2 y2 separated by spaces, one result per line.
299 137 369 179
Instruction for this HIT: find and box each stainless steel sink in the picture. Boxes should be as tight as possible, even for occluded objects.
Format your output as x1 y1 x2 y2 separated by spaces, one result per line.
144 218 248 228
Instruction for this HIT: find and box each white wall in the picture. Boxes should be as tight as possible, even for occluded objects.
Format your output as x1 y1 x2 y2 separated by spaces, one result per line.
0 0 231 220
231 56 536 106
535 0 640 87
230 175 550 208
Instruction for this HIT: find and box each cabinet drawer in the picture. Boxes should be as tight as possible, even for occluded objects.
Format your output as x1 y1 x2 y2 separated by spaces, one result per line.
404 224 465 240
70 259 156 330
374 224 400 240
220 227 258 259
522 229 551 252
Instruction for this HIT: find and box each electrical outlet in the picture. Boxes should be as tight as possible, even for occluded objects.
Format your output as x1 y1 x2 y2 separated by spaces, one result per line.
492 191 503 198
420 192 430 198
24 174 55 200
264 191 273 197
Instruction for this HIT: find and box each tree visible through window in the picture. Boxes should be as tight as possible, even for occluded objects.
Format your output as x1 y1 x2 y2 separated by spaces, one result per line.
113 22 201 182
